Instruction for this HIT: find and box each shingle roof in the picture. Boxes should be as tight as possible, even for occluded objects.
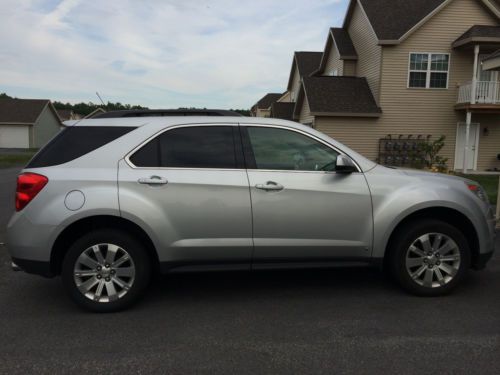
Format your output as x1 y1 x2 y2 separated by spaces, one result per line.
270 102 295 121
453 25 500 47
287 51 323 90
356 0 446 41
252 93 283 110
56 109 72 121
301 76 381 115
295 52 323 77
330 28 357 59
0 98 50 123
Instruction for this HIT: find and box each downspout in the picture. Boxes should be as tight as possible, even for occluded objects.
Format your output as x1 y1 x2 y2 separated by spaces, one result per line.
464 44 480 173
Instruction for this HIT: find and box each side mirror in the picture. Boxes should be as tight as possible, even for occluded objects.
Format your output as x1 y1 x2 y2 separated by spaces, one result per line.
336 155 357 174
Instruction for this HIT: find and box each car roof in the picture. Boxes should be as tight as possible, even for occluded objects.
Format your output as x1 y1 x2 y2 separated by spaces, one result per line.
62 116 301 128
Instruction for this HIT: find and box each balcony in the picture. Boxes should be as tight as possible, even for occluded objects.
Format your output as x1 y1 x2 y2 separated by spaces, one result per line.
456 81 500 112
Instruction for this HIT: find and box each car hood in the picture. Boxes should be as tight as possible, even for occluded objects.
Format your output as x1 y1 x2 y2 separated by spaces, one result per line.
393 167 470 184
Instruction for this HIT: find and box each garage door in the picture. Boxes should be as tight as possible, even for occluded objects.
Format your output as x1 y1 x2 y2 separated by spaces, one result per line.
0 125 30 148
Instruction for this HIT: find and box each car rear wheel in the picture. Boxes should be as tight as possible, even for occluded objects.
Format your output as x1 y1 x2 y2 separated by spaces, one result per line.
388 219 471 296
62 229 151 312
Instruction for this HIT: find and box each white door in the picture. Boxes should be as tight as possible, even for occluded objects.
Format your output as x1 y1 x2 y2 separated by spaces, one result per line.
455 123 479 170
0 125 30 148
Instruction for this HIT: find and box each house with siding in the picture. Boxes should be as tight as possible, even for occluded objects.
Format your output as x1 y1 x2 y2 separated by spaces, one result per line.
268 51 324 120
0 98 62 149
250 93 283 117
287 0 500 172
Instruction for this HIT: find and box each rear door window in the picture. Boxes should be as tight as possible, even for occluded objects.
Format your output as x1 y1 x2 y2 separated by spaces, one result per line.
27 126 136 168
129 126 242 169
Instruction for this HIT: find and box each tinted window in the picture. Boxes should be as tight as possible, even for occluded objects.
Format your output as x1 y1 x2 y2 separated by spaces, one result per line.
129 137 160 167
130 126 238 169
246 127 339 171
27 126 136 168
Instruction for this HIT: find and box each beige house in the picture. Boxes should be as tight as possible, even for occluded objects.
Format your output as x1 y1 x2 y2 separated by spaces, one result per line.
290 0 500 172
0 98 62 149
250 93 282 117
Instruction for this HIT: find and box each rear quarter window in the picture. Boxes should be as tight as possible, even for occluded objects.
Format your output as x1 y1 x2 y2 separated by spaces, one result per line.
27 126 136 168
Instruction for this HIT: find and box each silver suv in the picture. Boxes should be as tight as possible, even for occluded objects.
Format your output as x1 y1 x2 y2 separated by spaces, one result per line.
7 116 497 312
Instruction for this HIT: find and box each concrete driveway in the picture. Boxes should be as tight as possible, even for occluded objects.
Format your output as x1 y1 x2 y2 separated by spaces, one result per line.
0 167 499 374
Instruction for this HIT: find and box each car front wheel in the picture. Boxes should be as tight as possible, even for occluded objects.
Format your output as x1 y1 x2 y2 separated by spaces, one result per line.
62 229 151 312
388 219 471 296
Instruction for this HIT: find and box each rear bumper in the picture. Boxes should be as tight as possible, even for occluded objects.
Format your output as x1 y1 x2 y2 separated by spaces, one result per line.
11 257 54 277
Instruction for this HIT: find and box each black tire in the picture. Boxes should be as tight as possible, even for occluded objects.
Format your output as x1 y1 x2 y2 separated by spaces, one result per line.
62 229 151 312
388 219 471 296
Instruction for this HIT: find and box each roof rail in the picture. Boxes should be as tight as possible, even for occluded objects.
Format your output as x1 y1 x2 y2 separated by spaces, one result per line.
92 109 244 118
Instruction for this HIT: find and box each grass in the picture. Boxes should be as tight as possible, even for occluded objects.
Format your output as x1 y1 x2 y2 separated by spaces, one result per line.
455 173 499 204
0 151 37 168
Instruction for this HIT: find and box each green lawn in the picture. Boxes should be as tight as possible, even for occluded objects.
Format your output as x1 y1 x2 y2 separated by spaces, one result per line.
455 173 499 204
0 151 37 168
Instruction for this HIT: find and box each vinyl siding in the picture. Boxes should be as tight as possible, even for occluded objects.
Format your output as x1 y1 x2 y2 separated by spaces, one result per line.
33 105 61 148
476 114 500 171
299 96 314 126
323 43 343 76
256 108 271 118
315 117 381 160
344 60 357 76
378 0 498 169
278 91 292 103
348 1 382 101
290 65 301 102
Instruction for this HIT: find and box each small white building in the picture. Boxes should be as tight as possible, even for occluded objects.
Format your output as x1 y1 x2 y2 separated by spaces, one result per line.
0 98 62 149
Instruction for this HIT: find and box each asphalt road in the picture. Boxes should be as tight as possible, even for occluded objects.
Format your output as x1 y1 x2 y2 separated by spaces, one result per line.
1 167 499 374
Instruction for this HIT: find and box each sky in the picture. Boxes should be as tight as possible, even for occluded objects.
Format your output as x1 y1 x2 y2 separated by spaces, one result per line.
0 0 349 109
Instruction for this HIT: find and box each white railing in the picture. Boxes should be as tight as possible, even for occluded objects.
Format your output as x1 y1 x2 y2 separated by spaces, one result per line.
457 81 500 104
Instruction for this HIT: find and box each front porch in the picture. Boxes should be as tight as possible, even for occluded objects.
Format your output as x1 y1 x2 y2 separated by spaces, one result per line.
453 25 500 112
452 25 500 172
457 81 500 111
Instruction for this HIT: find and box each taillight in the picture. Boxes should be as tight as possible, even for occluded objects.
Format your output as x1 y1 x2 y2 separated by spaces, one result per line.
15 173 48 211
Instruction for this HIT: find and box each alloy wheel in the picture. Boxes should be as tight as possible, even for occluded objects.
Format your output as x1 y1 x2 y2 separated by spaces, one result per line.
405 233 461 288
73 243 136 303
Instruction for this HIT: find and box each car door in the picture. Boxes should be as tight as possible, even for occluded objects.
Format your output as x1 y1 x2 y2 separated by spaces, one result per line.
241 124 373 263
118 124 253 268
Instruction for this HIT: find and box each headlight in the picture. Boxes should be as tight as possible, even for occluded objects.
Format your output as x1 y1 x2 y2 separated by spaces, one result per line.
465 182 490 204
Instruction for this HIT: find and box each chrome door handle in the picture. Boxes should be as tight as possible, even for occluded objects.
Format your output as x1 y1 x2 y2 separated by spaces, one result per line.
255 181 284 191
138 176 168 185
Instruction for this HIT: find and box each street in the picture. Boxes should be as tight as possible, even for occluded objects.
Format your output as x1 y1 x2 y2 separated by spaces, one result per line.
0 167 499 374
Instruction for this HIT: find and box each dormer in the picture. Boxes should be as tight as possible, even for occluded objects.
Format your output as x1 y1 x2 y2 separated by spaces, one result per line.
317 28 358 77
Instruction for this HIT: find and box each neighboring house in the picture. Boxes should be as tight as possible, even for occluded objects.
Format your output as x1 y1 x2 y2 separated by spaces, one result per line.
251 93 282 117
0 98 62 149
57 109 83 121
283 51 323 102
251 52 322 118
286 0 500 172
